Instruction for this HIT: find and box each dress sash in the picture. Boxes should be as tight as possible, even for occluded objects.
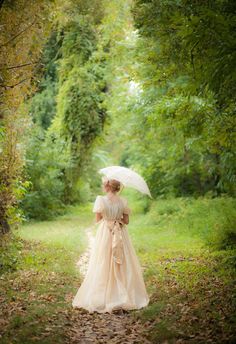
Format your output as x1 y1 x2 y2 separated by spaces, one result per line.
106 219 124 265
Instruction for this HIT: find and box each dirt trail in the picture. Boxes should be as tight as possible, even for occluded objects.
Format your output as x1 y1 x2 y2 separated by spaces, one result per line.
75 226 95 277
67 227 151 344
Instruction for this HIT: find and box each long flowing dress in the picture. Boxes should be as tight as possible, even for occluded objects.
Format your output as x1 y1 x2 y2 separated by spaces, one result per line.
72 194 149 313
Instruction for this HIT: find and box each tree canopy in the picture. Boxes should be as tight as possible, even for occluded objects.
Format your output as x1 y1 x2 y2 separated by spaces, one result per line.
0 0 235 225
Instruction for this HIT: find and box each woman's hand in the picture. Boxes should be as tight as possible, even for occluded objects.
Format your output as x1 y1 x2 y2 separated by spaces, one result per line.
95 212 103 222
122 213 129 225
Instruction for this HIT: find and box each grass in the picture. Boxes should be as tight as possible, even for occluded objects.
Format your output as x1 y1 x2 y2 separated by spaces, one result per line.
17 203 93 275
0 203 93 344
0 194 235 343
125 193 236 343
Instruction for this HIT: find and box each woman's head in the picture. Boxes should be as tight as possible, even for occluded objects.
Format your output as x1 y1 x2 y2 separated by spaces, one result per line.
102 178 121 194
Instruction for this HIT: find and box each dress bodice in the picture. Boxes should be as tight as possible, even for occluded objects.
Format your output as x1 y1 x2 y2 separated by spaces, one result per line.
92 195 131 220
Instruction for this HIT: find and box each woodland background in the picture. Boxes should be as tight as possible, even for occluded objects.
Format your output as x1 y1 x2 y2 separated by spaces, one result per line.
0 1 235 343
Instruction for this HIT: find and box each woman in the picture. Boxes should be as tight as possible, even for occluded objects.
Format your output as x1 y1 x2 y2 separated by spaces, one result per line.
72 177 149 313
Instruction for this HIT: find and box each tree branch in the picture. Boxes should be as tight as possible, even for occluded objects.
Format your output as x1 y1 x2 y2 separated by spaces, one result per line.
0 20 36 48
0 78 29 89
0 62 37 71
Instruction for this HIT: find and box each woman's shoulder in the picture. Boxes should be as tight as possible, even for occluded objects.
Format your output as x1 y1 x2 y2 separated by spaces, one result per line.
95 194 104 200
93 195 105 204
119 196 131 213
93 195 104 213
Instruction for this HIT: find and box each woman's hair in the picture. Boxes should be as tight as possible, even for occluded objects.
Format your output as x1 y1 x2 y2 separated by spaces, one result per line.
103 179 121 193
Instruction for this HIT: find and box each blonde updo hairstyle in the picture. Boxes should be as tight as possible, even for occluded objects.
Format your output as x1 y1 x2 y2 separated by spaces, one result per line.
103 178 121 193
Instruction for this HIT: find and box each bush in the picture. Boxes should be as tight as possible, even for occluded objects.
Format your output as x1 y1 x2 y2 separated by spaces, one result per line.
0 232 24 274
207 207 236 251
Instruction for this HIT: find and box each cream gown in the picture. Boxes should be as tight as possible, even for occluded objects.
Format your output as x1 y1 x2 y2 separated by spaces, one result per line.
72 194 149 313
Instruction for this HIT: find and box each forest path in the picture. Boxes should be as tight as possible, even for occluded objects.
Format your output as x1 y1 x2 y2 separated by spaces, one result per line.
66 226 151 344
1 204 234 343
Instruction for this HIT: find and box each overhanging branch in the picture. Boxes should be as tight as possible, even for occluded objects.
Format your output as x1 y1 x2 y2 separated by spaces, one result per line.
0 62 37 71
0 78 29 89
0 20 36 48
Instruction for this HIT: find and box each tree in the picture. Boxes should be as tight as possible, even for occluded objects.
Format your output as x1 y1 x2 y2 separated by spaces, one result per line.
124 0 236 197
0 0 52 233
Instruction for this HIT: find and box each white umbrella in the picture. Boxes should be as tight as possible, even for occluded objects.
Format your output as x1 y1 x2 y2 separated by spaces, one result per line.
98 165 152 198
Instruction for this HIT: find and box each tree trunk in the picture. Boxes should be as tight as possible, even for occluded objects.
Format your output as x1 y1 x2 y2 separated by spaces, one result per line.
0 218 10 235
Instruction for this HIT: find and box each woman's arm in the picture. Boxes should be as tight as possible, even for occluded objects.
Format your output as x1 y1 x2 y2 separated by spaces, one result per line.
95 212 103 222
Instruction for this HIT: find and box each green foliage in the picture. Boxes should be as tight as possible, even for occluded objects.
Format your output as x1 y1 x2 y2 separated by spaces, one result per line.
0 0 53 232
128 195 236 259
5 0 236 223
29 30 61 130
55 16 107 201
30 83 57 130
124 0 236 197
21 127 70 220
22 9 108 218
0 232 24 274
56 61 106 197
58 16 97 79
205 202 236 251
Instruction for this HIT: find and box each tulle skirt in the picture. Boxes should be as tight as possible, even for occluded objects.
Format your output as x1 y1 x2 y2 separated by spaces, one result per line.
72 219 149 313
